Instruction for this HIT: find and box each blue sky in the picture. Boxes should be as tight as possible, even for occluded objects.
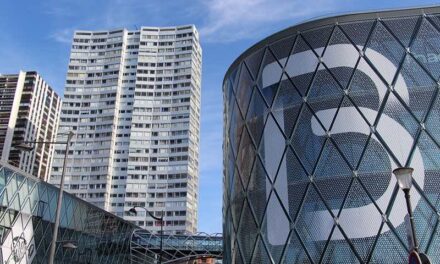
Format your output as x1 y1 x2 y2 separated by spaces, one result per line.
0 0 438 233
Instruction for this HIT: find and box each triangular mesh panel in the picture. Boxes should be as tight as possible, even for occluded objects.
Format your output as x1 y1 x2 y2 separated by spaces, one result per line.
224 8 440 264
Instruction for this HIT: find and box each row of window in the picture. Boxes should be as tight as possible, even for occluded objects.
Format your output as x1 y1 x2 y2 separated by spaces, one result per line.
135 74 191 82
137 60 191 68
129 146 189 154
67 71 120 78
128 164 188 172
55 165 109 172
131 106 190 114
140 32 193 40
127 173 188 180
76 192 105 199
73 36 122 43
121 201 187 208
130 114 189 123
69 183 106 190
135 82 192 90
64 85 118 92
72 42 123 50
114 129 189 138
129 155 189 163
66 78 117 85
134 53 191 62
129 220 187 228
147 192 187 198
72 51 122 60
64 94 117 102
136 67 192 75
69 56 121 64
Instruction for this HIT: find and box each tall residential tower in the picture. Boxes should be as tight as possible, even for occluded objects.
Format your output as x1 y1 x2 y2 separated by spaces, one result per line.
51 26 201 234
0 71 61 181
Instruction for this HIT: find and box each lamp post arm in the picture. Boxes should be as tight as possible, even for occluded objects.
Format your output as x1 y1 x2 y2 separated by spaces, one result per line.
147 210 163 221
131 206 164 264
132 206 163 221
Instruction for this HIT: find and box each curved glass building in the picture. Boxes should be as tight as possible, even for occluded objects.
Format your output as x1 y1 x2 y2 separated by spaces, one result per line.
223 6 440 263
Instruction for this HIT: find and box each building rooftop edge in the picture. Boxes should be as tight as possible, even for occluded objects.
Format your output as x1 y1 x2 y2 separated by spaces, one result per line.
0 71 60 96
0 70 36 77
74 24 197 34
223 4 440 84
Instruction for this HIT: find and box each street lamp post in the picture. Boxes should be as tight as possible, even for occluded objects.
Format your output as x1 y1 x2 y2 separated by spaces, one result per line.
13 131 74 264
128 206 164 264
392 167 431 264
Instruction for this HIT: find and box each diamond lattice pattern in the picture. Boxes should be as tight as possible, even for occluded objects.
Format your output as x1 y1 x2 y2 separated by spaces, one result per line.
224 10 440 264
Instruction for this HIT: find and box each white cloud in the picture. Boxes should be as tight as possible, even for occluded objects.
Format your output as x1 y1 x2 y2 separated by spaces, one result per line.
47 0 341 44
50 28 74 44
199 0 338 42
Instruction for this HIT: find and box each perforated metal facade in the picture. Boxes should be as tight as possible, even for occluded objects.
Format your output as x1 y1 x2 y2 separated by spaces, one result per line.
223 6 440 263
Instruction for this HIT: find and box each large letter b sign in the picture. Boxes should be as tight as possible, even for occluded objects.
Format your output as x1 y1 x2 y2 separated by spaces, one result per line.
262 44 425 245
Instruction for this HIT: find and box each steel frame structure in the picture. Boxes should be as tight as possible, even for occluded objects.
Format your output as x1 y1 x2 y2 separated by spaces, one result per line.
0 162 223 263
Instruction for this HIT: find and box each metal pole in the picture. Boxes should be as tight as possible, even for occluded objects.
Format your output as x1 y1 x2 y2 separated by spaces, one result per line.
48 131 74 264
131 206 164 264
404 188 419 252
159 211 163 264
